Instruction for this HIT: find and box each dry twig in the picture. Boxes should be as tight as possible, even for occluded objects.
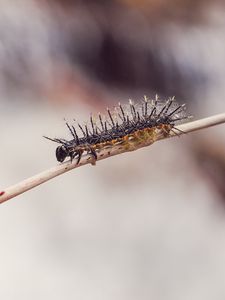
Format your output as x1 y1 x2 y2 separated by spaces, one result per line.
0 113 225 204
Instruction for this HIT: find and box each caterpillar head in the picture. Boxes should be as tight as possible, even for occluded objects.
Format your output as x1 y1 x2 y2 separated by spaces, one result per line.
56 145 69 162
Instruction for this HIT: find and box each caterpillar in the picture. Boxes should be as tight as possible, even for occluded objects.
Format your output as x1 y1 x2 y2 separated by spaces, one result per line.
44 96 190 164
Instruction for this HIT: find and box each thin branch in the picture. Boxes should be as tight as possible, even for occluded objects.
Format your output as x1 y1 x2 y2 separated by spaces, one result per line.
0 113 225 204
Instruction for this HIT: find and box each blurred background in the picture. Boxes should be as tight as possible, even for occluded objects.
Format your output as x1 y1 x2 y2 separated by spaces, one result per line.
0 0 225 299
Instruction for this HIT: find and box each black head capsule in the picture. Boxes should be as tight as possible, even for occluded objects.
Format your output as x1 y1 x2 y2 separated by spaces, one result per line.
56 145 69 162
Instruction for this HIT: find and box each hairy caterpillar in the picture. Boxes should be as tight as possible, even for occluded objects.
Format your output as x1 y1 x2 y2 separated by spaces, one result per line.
44 96 190 164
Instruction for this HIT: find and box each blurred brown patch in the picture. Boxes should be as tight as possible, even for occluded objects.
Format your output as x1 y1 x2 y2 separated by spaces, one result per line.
192 137 225 202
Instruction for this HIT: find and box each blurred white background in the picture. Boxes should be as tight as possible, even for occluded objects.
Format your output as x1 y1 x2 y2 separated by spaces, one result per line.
0 0 225 299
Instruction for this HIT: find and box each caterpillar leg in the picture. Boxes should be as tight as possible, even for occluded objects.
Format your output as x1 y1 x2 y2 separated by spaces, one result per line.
87 147 97 166
69 151 77 163
90 149 97 166
76 150 83 165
